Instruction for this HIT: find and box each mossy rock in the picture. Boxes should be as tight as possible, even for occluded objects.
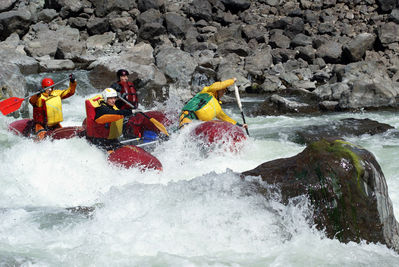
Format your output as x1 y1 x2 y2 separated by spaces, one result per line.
242 138 399 251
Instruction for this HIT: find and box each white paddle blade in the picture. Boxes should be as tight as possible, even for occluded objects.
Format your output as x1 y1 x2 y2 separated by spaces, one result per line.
234 85 243 111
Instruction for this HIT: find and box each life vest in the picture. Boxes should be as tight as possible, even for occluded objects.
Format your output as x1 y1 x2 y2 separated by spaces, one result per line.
33 95 63 127
181 92 222 121
85 95 124 139
117 81 138 109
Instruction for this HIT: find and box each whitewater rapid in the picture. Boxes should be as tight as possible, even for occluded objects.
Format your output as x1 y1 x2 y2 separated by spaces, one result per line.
0 73 398 265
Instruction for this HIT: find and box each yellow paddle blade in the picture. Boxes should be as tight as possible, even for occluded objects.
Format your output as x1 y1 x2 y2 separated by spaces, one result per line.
149 118 169 136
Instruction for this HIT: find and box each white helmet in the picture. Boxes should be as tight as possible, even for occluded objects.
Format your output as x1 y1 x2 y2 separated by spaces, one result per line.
102 88 117 101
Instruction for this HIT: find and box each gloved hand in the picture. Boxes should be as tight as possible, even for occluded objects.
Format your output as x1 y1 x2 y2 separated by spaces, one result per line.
121 109 133 117
69 73 76 83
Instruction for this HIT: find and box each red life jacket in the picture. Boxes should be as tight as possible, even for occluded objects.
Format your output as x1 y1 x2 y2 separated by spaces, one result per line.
33 105 47 125
118 81 138 109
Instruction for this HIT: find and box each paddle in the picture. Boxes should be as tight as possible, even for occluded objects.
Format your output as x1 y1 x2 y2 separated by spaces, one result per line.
0 77 70 116
234 84 250 136
117 96 169 136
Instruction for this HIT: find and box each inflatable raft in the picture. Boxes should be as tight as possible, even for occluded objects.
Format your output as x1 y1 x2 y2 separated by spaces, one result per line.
7 115 166 171
191 120 247 152
8 118 85 139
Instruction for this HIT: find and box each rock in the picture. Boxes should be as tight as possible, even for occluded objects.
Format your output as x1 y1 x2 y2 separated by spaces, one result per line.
186 0 213 22
269 29 291 49
86 17 109 35
318 100 338 111
316 41 342 64
155 46 197 87
86 32 115 51
244 47 273 76
242 23 268 43
39 59 75 72
91 0 136 17
0 0 16 12
342 33 376 62
0 61 27 99
378 22 399 47
55 39 85 60
37 9 58 23
242 138 399 252
0 33 39 75
138 22 166 42
376 0 397 13
164 12 191 39
0 61 28 117
23 24 80 58
137 0 164 12
291 33 313 47
0 7 32 41
337 61 399 109
220 0 251 12
136 8 163 27
291 118 395 145
88 43 168 105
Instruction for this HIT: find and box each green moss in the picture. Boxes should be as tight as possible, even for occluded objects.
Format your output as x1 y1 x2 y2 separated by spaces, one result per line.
310 139 365 194
308 139 366 240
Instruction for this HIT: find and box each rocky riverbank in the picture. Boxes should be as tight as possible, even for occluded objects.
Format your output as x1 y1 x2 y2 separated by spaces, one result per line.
1 0 399 114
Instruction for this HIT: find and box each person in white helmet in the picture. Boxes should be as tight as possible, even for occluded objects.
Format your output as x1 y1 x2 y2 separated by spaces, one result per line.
85 88 133 151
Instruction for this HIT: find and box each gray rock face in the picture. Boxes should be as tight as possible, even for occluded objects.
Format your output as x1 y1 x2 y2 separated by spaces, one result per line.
338 61 399 109
1 0 399 110
242 139 399 252
0 34 39 75
378 22 399 46
0 0 16 12
343 33 376 62
155 47 197 87
0 8 32 41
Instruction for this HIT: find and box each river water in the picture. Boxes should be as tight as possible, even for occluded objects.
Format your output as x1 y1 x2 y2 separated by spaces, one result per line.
0 72 398 266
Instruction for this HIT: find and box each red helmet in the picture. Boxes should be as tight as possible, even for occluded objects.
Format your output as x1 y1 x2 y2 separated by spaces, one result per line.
41 78 54 88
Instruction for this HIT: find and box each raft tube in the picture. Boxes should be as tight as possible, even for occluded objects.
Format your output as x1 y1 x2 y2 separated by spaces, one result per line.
107 145 162 171
192 120 247 151
8 119 84 139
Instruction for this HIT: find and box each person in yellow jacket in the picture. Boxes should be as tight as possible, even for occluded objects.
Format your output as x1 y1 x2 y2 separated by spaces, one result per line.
29 75 77 141
179 78 248 130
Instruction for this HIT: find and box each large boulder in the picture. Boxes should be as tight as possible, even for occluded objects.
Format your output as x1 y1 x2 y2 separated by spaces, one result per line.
242 139 399 252
0 61 28 117
0 33 39 75
337 61 399 109
88 42 168 105
155 46 197 87
291 118 395 145
23 23 80 59
0 7 32 41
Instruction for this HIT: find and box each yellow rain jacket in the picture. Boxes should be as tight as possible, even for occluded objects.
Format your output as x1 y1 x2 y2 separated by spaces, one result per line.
29 81 76 127
179 79 237 128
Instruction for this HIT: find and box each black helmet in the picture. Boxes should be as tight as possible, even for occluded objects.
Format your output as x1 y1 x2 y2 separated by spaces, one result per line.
117 69 129 78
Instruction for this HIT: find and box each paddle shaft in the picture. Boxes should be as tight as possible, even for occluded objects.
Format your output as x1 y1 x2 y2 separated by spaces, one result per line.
26 77 71 99
0 77 71 115
234 85 250 136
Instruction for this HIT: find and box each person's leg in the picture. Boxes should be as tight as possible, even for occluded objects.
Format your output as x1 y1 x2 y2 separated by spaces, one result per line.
34 124 47 141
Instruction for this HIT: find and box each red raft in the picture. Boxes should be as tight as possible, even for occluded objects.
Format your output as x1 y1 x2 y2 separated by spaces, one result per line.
191 120 247 152
8 118 85 139
108 145 162 171
7 117 164 171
